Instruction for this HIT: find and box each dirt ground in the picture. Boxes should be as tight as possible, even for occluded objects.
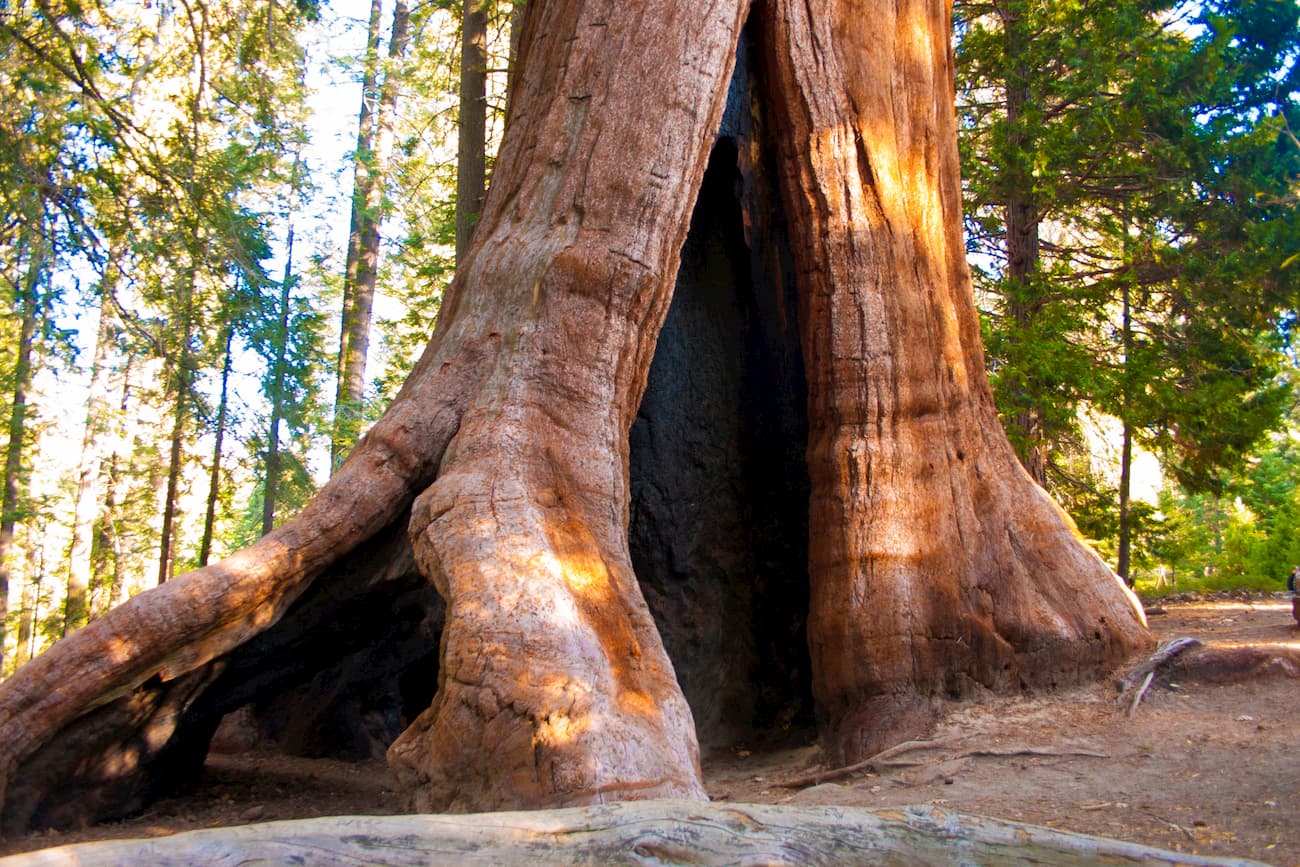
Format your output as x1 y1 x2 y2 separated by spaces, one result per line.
2 594 1297 863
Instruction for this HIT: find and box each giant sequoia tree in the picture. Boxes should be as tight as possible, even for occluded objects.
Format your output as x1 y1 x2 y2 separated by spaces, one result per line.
0 0 1150 832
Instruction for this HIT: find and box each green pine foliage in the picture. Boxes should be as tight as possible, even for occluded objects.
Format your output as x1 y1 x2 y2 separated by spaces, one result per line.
957 0 1300 587
0 0 322 666
0 0 510 666
1139 410 1300 595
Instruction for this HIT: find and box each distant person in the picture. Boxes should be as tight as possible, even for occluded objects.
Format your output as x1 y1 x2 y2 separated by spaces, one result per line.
1292 567 1300 627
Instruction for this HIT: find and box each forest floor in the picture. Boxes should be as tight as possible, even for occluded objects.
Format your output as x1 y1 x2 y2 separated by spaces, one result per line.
2 593 1298 863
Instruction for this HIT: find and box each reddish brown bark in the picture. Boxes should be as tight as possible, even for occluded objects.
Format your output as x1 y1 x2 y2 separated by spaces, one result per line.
756 0 1148 761
0 0 1150 831
0 335 488 830
386 0 752 809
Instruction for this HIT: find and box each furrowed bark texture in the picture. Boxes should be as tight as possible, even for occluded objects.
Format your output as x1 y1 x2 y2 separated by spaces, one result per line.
756 0 1150 762
0 0 1154 832
386 0 754 810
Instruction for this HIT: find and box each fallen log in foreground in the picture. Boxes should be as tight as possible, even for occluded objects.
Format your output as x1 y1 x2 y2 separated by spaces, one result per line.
0 800 1259 866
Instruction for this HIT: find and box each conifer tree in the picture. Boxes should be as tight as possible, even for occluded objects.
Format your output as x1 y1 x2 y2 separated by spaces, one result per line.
957 0 1300 579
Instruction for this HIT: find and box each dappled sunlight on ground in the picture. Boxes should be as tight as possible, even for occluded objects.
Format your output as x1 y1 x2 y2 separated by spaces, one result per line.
1151 597 1299 651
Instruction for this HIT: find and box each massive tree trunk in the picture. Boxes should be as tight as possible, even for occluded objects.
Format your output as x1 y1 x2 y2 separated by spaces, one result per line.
755 0 1150 763
0 0 1149 834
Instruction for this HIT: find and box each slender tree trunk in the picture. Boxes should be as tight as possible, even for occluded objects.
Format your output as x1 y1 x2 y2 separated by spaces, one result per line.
332 0 412 470
1117 423 1133 585
455 0 489 262
64 298 117 632
198 327 235 567
91 356 137 619
1116 276 1134 585
157 396 187 586
96 455 126 614
157 310 196 586
331 0 384 472
999 0 1048 488
165 65 207 586
0 240 43 676
13 541 38 669
506 0 524 98
263 227 296 537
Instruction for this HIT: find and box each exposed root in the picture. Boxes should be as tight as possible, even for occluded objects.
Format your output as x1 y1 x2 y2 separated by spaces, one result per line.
776 735 974 788
1167 646 1300 683
1116 637 1202 715
1117 634 1300 718
1127 671 1156 717
777 737 1110 790
958 746 1109 760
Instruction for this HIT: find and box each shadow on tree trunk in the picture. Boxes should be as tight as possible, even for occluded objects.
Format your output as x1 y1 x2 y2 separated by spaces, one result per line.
0 0 1152 834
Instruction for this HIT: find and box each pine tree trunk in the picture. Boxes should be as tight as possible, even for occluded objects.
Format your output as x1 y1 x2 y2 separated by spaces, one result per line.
999 0 1049 488
198 327 235 566
506 0 523 97
454 0 489 262
13 541 39 669
157 328 195 586
1116 277 1135 586
0 241 43 676
64 298 117 632
1117 423 1133 585
331 0 385 471
90 356 137 619
0 0 1150 832
262 228 296 537
332 0 412 469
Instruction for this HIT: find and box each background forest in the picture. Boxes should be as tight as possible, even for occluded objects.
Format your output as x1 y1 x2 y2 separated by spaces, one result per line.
0 0 1296 675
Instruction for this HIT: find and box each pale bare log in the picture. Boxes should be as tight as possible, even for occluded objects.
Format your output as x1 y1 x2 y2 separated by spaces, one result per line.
0 801 1257 866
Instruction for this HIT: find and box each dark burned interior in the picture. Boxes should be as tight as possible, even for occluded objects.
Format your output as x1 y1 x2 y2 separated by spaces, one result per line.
628 34 814 751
